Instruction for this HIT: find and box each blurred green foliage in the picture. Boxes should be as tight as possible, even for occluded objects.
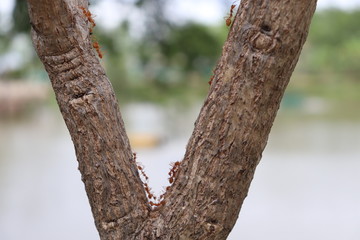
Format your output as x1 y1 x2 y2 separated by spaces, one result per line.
299 9 360 77
12 0 30 34
95 22 224 103
1 2 359 107
287 8 360 114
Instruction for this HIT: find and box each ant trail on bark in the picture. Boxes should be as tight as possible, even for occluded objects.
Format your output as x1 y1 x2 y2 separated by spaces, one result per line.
79 6 96 28
79 6 103 59
134 152 165 208
168 161 180 185
151 160 182 208
134 152 182 209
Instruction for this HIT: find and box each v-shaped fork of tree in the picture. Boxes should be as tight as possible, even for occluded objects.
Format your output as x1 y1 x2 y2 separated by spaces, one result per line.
26 0 317 239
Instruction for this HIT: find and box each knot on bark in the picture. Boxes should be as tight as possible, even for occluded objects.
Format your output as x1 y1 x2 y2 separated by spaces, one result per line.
251 32 276 53
101 220 117 231
204 219 223 235
69 92 95 114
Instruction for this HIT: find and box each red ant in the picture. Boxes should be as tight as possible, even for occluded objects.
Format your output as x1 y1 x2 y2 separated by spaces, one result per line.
136 160 149 181
144 183 156 200
157 186 171 202
93 41 103 59
208 75 214 85
225 3 237 27
168 161 180 184
149 200 166 207
79 6 96 28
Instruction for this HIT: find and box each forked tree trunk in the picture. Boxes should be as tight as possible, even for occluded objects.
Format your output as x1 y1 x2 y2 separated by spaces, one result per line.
26 0 317 239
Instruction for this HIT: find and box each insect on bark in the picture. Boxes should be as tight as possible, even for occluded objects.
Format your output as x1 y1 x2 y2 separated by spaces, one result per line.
225 3 237 27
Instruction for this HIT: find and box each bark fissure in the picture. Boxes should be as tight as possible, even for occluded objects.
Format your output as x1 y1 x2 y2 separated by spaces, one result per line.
27 0 317 239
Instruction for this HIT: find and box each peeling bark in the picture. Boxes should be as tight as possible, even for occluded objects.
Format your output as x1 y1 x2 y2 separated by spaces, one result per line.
26 0 317 239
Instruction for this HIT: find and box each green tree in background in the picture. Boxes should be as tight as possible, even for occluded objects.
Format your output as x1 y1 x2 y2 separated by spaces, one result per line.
2 2 360 105
299 9 360 78
12 0 31 34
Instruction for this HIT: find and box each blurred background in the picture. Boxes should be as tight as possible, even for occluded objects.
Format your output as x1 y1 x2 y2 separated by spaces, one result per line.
0 0 360 239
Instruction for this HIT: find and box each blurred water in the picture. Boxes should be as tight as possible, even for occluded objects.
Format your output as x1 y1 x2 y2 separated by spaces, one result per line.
0 107 97 240
0 104 359 240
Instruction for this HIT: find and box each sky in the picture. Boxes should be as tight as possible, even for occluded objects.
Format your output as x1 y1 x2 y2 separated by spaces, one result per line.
1 0 360 31
92 0 360 29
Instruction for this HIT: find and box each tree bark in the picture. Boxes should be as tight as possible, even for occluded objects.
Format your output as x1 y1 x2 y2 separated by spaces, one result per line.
26 0 317 239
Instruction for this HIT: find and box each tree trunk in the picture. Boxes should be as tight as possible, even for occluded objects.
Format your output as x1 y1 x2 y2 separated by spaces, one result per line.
26 0 317 239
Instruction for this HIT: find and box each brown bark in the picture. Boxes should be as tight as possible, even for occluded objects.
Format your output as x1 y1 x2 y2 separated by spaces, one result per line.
26 0 317 239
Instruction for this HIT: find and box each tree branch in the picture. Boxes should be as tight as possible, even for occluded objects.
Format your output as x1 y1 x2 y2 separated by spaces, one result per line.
27 0 317 239
27 0 150 238
153 0 317 239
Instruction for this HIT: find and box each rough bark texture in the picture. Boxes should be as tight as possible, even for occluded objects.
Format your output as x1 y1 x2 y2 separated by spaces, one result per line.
27 0 317 239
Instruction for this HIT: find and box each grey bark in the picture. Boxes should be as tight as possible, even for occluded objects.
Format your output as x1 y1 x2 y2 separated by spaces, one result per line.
26 0 317 239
